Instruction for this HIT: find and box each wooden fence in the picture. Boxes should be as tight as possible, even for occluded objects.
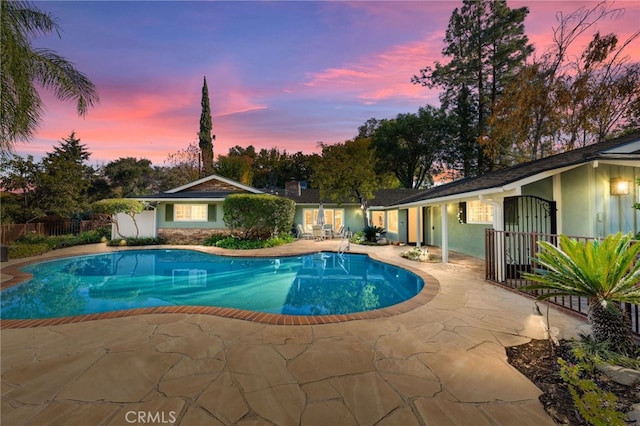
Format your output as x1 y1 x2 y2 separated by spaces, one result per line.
0 219 109 245
485 228 640 337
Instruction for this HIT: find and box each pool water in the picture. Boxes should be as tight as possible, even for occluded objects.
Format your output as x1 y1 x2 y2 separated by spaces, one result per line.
1 250 424 320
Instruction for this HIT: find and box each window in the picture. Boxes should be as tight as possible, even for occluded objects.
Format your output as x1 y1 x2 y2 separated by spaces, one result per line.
387 210 398 233
466 200 493 224
303 208 344 230
174 204 208 221
371 211 385 228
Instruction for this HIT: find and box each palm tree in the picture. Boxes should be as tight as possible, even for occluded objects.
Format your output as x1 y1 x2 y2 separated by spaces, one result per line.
523 233 640 355
1 0 99 153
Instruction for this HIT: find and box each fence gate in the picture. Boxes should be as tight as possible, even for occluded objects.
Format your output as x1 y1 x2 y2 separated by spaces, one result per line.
501 196 557 280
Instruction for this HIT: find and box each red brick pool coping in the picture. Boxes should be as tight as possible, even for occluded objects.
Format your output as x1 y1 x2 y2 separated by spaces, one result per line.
0 246 440 328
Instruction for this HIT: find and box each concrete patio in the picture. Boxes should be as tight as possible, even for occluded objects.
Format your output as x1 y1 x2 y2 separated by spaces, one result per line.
1 240 589 425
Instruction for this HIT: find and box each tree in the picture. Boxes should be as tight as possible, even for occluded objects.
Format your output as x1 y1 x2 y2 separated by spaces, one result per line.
0 153 44 222
103 157 153 197
523 233 640 355
368 105 448 189
92 198 145 238
198 76 214 176
312 138 384 227
39 132 93 217
413 0 531 176
163 141 202 187
1 0 99 153
215 155 253 185
486 3 639 165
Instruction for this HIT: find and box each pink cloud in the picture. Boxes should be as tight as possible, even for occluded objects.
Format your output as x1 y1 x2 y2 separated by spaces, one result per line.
303 35 443 108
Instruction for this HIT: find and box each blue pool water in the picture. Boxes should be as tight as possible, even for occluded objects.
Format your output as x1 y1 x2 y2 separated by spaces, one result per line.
1 250 424 319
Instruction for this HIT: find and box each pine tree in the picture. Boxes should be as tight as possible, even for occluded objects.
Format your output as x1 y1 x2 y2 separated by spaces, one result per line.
199 76 215 176
413 0 531 177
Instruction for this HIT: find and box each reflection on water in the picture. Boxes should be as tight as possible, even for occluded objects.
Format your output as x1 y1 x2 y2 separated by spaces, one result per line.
1 250 423 319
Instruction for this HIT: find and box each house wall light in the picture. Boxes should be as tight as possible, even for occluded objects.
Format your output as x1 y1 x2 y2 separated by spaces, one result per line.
610 178 630 196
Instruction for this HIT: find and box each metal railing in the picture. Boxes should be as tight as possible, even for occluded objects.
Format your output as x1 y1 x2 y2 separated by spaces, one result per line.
485 228 640 336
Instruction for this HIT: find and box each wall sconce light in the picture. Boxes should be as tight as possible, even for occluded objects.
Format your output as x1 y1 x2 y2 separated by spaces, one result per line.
610 177 630 196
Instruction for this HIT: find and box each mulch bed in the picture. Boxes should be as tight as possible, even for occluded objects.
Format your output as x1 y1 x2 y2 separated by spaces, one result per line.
506 339 639 425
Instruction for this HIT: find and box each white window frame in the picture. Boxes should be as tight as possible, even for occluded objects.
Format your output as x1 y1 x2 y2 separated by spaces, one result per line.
466 200 493 224
174 204 208 222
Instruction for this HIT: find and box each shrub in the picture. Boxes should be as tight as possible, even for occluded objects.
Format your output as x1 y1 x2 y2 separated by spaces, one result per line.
350 231 365 244
202 234 229 246
401 247 429 262
223 194 295 240
204 234 295 250
8 243 50 259
558 358 626 425
7 228 109 259
363 225 384 243
105 236 166 247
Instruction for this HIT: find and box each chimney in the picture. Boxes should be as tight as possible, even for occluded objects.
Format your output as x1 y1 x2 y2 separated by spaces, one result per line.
285 180 301 197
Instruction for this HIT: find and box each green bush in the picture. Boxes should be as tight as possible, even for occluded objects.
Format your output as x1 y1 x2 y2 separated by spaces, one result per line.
350 231 365 244
105 236 166 247
223 194 295 240
202 234 229 246
13 229 109 251
14 233 49 245
363 225 384 243
558 358 626 425
204 234 295 249
8 243 51 259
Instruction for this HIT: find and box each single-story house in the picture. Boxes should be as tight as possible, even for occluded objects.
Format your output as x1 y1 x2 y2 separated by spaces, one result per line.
387 131 640 267
118 174 421 244
116 132 639 270
119 174 264 243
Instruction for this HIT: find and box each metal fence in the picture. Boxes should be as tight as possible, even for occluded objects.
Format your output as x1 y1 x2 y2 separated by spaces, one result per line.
0 219 109 245
485 228 640 336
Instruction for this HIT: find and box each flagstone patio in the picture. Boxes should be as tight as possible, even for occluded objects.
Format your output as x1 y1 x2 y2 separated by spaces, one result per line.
1 240 589 425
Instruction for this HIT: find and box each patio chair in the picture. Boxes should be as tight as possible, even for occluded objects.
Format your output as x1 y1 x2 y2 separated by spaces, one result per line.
297 224 312 240
323 224 333 239
333 226 346 238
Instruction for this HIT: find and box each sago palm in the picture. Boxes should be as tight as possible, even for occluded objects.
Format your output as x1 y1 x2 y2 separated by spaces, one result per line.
1 0 99 152
523 232 640 355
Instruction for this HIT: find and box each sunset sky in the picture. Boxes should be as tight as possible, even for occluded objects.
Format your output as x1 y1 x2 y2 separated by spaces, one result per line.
18 1 640 167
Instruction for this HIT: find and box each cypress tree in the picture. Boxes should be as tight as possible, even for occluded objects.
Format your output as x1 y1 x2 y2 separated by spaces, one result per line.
199 76 215 176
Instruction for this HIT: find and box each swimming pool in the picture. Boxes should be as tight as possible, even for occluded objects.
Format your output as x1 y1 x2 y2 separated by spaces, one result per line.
1 250 424 320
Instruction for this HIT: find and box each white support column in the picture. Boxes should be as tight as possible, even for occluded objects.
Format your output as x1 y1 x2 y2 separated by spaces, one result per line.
441 203 448 263
553 174 562 234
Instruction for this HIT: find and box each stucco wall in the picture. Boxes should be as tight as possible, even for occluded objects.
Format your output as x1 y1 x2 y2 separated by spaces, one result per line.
561 166 593 237
522 177 553 200
444 203 488 259
113 210 156 239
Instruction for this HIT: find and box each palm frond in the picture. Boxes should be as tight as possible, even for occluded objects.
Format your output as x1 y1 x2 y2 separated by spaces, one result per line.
523 233 640 304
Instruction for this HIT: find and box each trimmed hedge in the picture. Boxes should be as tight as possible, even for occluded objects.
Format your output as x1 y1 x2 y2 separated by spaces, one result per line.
223 194 295 240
